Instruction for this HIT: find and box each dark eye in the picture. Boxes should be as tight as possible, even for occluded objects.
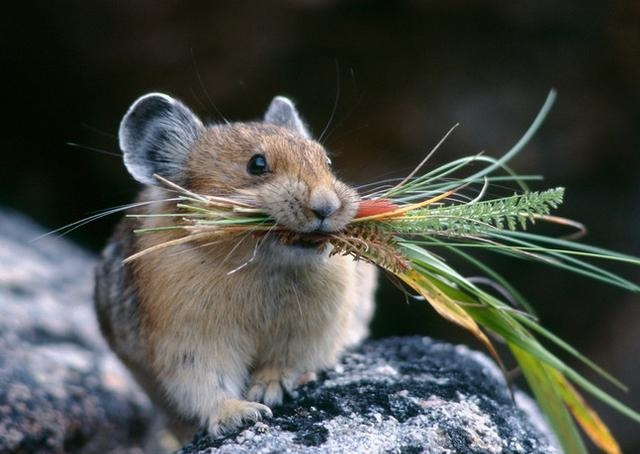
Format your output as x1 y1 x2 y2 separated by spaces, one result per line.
247 154 269 175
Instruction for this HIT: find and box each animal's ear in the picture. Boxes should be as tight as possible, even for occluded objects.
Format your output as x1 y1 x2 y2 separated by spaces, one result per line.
118 93 204 186
263 96 310 138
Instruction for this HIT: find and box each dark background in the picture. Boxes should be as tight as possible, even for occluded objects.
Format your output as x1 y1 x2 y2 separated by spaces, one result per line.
3 1 639 451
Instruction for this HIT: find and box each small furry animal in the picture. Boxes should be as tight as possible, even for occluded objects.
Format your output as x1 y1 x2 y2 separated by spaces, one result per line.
95 93 377 438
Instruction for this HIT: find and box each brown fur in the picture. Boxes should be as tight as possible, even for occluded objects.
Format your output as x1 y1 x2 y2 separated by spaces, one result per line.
95 120 377 438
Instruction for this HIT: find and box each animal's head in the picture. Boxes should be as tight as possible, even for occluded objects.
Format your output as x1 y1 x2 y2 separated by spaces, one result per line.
119 93 358 235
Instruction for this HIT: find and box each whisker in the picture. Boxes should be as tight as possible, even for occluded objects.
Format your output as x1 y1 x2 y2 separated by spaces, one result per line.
66 142 121 158
290 282 303 318
355 177 406 192
318 60 341 144
190 48 231 126
222 230 259 269
80 123 118 140
226 231 264 275
33 197 183 241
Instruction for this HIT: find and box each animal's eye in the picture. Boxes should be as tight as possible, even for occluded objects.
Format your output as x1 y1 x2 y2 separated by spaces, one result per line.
247 154 269 175
326 155 332 166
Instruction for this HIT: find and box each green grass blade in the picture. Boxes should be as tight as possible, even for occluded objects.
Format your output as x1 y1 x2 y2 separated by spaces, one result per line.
416 236 536 315
514 313 626 391
488 231 640 291
400 240 640 425
464 90 557 183
511 344 588 454
502 230 640 265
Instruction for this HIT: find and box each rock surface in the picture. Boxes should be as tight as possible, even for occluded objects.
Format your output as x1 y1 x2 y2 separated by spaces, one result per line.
0 208 157 454
0 208 558 453
177 337 558 454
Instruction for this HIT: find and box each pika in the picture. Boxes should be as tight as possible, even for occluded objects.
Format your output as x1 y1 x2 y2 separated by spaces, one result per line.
95 93 377 438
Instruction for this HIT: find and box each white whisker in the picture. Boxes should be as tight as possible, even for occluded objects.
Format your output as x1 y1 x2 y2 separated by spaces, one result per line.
33 197 183 241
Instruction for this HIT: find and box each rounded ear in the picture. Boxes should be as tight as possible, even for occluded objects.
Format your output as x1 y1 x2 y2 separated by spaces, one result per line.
118 93 203 186
263 96 311 138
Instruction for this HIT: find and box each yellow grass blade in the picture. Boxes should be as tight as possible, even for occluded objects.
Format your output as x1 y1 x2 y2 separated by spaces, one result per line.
511 344 588 454
398 269 503 370
547 368 622 454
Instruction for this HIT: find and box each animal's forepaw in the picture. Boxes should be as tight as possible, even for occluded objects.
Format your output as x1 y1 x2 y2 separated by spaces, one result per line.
208 399 272 438
247 368 315 406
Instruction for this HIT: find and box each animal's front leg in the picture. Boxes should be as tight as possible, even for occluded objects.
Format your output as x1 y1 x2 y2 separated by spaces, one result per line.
162 362 273 437
207 398 272 437
157 336 272 437
246 366 316 406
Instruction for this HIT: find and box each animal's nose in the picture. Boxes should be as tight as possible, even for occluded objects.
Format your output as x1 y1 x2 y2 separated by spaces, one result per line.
311 205 336 220
309 188 341 220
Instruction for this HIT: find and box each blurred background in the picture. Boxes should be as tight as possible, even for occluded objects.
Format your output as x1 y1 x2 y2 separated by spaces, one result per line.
3 1 639 450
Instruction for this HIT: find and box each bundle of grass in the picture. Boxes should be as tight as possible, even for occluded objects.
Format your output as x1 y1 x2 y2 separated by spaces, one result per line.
125 91 639 454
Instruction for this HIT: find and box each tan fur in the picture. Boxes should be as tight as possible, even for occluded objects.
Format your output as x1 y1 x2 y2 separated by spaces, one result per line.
96 120 377 438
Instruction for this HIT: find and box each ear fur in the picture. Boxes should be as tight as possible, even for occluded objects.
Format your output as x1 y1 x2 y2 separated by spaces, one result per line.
119 93 203 186
264 96 310 138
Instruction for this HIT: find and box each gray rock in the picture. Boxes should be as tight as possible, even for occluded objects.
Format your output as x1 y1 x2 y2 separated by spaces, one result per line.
0 208 157 454
0 208 559 453
177 337 559 454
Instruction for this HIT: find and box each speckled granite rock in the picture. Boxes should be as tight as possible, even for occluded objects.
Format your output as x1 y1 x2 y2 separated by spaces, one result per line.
0 208 559 454
0 208 157 454
177 337 559 454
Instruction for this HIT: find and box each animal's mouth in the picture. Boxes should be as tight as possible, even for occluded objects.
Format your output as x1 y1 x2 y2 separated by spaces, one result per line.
287 238 326 249
274 231 332 250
